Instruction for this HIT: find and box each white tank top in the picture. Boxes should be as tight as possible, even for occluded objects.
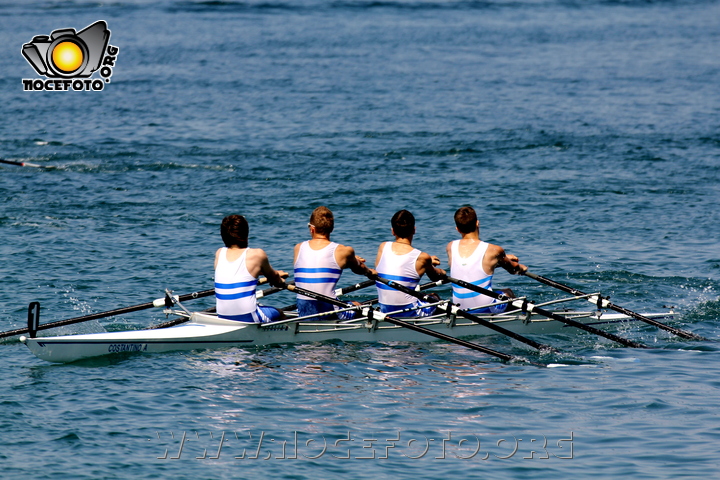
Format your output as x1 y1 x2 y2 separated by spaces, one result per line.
215 248 260 322
376 242 421 307
294 241 342 301
449 240 496 309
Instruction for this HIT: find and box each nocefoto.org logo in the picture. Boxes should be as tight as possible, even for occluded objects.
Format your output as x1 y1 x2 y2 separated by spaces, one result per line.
21 20 119 92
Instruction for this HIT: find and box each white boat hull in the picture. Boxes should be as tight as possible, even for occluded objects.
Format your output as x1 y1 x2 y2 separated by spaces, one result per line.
20 309 675 363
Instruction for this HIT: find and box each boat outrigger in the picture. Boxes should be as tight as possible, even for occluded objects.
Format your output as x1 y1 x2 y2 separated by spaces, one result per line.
15 276 680 363
20 309 675 364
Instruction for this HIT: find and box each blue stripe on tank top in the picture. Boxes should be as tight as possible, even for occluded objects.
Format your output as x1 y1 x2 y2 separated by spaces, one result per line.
295 277 339 284
215 280 258 289
295 267 342 274
377 273 417 283
215 290 256 300
218 312 256 322
450 276 492 287
452 290 481 299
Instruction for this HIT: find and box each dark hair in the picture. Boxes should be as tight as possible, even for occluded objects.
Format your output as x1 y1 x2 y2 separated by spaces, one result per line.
391 209 415 238
454 206 478 234
220 214 249 248
309 206 334 235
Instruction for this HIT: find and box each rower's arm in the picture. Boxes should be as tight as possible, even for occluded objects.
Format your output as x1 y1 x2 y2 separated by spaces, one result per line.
497 249 527 275
418 252 446 281
256 250 289 287
445 241 453 268
337 245 376 276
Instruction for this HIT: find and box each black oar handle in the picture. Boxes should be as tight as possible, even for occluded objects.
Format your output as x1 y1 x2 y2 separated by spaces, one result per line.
370 274 555 352
523 271 705 341
284 284 519 362
447 275 648 349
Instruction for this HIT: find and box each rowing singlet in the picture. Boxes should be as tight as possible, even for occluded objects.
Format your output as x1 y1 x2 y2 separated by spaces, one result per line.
450 240 501 312
215 248 260 322
376 242 421 309
294 241 343 301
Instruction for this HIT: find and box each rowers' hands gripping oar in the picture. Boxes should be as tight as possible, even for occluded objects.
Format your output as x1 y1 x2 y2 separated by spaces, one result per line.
445 275 648 349
278 278 377 312
523 271 705 341
368 272 556 353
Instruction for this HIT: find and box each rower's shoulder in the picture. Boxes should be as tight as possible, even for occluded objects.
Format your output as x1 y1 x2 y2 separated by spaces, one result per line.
334 242 355 255
417 250 433 263
485 243 505 258
246 247 269 261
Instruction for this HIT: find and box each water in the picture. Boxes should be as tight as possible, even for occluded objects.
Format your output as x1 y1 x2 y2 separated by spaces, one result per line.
1 0 719 478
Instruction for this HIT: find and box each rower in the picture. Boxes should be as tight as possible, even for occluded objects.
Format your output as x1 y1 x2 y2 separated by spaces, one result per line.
445 206 527 314
293 206 375 320
375 209 446 316
215 214 288 323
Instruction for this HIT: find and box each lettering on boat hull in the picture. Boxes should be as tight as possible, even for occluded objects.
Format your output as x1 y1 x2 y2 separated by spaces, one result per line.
108 343 148 353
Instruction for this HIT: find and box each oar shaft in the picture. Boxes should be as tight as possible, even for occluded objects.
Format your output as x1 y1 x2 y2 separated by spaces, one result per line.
2 280 266 339
2 301 157 339
447 275 648 349
0 158 42 168
150 280 288 329
337 279 376 294
279 278 376 311
285 284 517 362
371 274 554 352
380 313 515 361
523 271 704 341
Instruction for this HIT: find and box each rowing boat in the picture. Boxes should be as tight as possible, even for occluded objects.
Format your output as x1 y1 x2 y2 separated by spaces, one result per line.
20 306 674 363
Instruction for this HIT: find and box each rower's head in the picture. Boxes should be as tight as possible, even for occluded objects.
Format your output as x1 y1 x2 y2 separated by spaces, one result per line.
221 214 249 248
454 206 479 234
309 206 334 236
391 209 415 239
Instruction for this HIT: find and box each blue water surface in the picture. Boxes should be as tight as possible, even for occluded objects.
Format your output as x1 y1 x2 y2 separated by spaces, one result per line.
1 0 719 478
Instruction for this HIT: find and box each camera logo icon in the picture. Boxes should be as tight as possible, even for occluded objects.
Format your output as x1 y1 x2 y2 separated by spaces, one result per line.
22 21 119 91
22 20 110 78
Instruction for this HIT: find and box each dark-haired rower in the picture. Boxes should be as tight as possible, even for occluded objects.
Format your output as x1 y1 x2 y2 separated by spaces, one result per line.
214 214 288 323
374 209 446 317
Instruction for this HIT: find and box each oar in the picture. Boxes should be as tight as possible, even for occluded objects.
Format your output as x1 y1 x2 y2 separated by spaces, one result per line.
148 280 284 330
279 279 376 312
445 275 648 349
523 271 705 341
0 158 43 168
370 273 556 352
283 284 523 363
276 279 445 322
2 279 267 339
